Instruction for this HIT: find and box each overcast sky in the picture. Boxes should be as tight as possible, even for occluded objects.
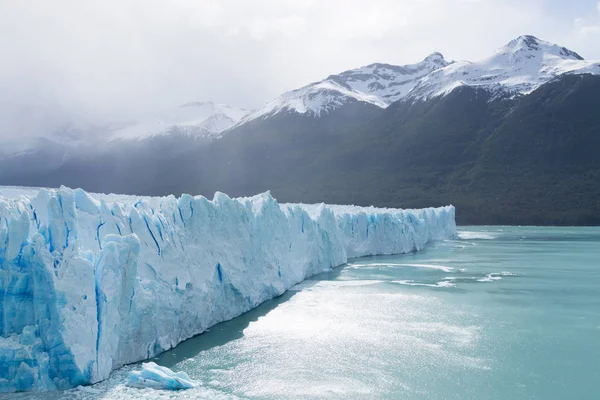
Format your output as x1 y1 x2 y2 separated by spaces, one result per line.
1 0 600 127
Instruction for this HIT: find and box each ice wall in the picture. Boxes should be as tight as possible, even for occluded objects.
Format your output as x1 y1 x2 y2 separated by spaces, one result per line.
0 187 455 392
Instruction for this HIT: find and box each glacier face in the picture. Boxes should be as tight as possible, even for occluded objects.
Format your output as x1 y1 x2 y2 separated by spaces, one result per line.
0 186 455 392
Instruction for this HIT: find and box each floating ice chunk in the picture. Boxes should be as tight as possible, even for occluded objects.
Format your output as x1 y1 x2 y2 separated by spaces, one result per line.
392 280 456 288
76 385 103 394
127 362 199 390
347 263 454 273
477 272 516 282
457 231 496 240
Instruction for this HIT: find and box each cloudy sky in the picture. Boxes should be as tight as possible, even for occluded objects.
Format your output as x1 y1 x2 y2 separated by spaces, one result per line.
1 0 600 125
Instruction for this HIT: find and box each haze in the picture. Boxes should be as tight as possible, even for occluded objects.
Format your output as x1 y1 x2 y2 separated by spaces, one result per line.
1 0 600 139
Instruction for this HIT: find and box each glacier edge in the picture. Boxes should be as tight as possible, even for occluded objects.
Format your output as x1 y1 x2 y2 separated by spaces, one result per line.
0 186 456 392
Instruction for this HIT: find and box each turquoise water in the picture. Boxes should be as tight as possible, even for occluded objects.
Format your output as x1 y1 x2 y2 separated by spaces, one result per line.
8 226 600 399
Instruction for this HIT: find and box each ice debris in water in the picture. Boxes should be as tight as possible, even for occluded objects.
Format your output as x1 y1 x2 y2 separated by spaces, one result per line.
76 385 102 394
127 362 199 390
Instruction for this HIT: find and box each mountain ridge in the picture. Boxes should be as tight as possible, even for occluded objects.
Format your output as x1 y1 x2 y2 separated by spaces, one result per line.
1 35 599 225
239 51 451 123
2 34 597 151
237 35 600 125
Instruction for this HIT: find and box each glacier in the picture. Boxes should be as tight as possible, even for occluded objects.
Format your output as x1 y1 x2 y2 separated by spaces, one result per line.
0 186 455 392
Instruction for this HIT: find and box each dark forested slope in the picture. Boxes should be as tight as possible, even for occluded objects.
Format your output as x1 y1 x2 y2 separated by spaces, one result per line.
1 75 598 225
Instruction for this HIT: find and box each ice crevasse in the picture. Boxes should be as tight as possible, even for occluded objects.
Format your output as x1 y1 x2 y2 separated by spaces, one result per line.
0 186 456 392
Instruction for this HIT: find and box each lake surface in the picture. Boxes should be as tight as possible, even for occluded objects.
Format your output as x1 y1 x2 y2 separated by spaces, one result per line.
9 226 600 400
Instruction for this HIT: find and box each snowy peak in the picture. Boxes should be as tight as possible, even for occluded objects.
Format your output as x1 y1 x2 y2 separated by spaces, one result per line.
240 34 600 126
499 35 584 61
423 52 447 63
242 52 450 123
324 51 451 104
407 35 600 100
238 80 387 123
109 102 248 141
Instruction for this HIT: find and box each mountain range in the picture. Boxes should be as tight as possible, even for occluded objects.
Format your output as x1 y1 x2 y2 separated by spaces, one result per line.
1 35 599 225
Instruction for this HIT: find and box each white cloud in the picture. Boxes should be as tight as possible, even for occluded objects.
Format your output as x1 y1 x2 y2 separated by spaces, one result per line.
0 0 597 137
573 1 600 43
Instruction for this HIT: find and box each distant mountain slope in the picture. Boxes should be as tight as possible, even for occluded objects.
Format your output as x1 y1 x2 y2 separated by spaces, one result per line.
257 73 600 225
109 101 248 141
0 101 248 160
154 74 599 226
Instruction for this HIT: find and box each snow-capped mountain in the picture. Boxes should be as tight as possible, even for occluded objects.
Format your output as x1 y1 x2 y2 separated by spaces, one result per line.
408 35 600 100
330 52 450 103
0 101 248 158
240 35 600 124
109 101 248 141
240 52 450 123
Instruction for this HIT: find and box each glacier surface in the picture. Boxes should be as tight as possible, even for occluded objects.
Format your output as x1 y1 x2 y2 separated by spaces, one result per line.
0 186 455 392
